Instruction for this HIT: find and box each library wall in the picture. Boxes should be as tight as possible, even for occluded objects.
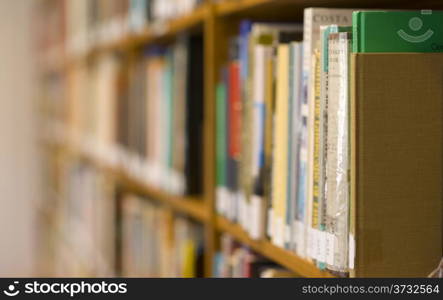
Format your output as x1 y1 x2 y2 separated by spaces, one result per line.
0 0 38 276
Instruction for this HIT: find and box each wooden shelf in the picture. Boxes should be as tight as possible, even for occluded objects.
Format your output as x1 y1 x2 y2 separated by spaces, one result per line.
80 153 209 223
41 136 332 277
111 166 209 223
118 3 208 49
42 3 209 73
216 0 275 16
216 216 334 278
40 0 443 278
40 138 209 223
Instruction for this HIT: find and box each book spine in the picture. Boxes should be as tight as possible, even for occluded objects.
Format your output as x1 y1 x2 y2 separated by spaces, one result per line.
165 49 174 191
228 61 241 221
286 44 296 249
310 48 321 262
250 44 268 239
352 12 360 53
264 53 275 240
290 42 303 253
185 35 203 195
271 44 290 248
239 21 252 233
316 26 331 269
325 32 351 274
216 79 228 216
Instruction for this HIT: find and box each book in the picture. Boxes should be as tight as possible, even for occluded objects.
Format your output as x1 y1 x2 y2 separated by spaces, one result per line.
302 7 354 260
250 28 271 240
308 48 321 261
249 23 301 240
271 43 291 247
184 35 204 195
351 52 443 276
353 10 443 53
325 32 352 275
59 162 116 276
287 41 303 252
227 37 241 221
270 30 302 247
121 194 204 277
172 37 188 189
316 25 352 269
129 0 149 32
215 22 303 242
216 79 228 217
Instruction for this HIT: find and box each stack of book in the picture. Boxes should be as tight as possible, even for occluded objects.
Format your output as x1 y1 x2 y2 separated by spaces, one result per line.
121 194 204 277
215 9 443 276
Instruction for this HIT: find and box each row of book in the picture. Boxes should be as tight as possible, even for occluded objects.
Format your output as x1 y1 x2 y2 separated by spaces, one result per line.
215 9 443 275
213 234 297 278
39 5 443 277
35 0 203 59
121 194 204 277
56 161 116 276
42 34 203 196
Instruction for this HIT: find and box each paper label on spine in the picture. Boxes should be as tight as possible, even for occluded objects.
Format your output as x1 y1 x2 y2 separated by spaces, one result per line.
284 225 291 245
349 234 355 269
307 227 317 259
318 231 326 263
273 216 285 248
294 221 305 257
325 233 335 265
314 229 321 261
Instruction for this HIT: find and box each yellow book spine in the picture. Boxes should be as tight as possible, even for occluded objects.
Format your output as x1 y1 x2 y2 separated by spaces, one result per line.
271 44 290 247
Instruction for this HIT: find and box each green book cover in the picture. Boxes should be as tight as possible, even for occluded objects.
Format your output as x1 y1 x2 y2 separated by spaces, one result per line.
216 82 227 187
353 10 443 52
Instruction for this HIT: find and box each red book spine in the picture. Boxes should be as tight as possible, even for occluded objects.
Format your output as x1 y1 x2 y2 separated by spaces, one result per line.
228 61 241 159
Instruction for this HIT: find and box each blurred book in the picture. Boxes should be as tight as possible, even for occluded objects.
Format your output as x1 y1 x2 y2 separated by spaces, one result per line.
121 194 204 277
213 234 297 278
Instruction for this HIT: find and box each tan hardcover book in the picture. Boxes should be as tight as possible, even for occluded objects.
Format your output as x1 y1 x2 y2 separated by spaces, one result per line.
351 53 443 277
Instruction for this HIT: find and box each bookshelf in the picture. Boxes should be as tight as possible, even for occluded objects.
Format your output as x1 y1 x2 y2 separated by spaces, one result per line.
39 0 443 278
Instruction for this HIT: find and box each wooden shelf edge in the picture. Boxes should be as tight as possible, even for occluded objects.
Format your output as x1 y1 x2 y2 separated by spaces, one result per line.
216 216 335 278
215 0 315 17
41 3 209 74
215 0 274 16
108 3 208 50
85 155 209 223
40 139 209 223
112 165 209 223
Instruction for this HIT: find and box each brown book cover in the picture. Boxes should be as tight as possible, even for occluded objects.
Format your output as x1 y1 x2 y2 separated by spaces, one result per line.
351 53 443 277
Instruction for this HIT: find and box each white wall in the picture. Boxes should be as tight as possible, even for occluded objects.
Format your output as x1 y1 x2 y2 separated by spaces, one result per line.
0 0 38 276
